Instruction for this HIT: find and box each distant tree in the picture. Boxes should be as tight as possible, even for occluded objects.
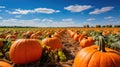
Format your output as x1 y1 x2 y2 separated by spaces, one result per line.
106 25 112 28
102 25 106 28
83 24 89 28
96 25 101 28
114 25 120 28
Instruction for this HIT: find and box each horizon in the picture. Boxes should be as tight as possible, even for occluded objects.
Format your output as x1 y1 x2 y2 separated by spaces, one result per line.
0 0 120 27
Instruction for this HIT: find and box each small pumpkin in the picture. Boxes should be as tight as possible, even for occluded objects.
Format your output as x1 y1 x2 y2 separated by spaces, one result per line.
30 34 40 39
80 36 95 48
9 39 42 64
73 33 81 42
0 61 12 67
42 37 62 51
6 34 17 41
73 36 120 67
78 32 87 42
51 32 62 39
67 30 75 38
36 31 42 36
26 31 33 36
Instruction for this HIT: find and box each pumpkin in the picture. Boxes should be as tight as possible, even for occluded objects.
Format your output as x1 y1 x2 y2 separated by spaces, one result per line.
26 31 33 36
36 31 42 36
9 39 42 64
0 61 12 67
73 36 120 67
6 34 17 41
42 37 62 51
73 33 81 42
78 32 87 42
80 36 95 48
51 32 62 39
30 34 40 39
67 30 75 38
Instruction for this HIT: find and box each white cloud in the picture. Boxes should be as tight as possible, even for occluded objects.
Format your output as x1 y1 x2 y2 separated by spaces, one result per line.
34 8 60 14
87 18 95 21
89 6 114 14
0 18 82 27
7 8 60 14
0 6 5 8
64 5 92 12
8 9 33 14
104 16 113 19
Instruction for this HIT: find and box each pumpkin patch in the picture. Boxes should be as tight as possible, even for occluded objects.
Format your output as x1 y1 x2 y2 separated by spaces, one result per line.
0 27 119 66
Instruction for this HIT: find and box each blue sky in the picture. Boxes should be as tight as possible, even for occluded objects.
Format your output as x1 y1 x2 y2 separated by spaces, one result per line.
0 0 120 27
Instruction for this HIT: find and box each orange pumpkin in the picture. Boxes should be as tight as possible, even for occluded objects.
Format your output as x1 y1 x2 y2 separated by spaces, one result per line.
6 34 17 41
30 34 40 39
67 30 75 38
51 32 62 39
80 36 95 48
78 32 87 42
73 33 81 42
0 61 12 67
36 31 42 36
9 39 42 64
26 31 33 36
73 36 120 67
42 37 62 51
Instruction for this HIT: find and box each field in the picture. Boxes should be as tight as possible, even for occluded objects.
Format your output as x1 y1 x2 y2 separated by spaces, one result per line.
0 27 120 67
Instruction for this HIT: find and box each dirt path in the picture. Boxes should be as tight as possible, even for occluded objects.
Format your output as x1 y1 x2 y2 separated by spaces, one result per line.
56 31 81 67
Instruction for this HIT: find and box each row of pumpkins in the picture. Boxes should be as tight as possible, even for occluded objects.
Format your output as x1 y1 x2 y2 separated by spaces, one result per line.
0 29 120 67
0 29 65 67
67 29 120 67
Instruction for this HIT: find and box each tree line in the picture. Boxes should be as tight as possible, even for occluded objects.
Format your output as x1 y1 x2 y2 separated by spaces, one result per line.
83 25 120 28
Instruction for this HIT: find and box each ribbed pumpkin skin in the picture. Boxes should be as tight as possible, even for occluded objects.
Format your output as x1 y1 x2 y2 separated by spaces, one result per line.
9 39 42 64
0 61 12 67
73 46 120 67
42 37 62 50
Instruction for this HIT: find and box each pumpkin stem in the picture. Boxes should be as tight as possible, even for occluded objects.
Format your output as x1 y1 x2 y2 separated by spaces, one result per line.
98 36 106 52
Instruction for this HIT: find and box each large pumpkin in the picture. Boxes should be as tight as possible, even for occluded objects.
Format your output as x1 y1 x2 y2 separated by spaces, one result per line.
0 61 12 67
9 39 42 64
73 36 120 67
42 37 62 51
